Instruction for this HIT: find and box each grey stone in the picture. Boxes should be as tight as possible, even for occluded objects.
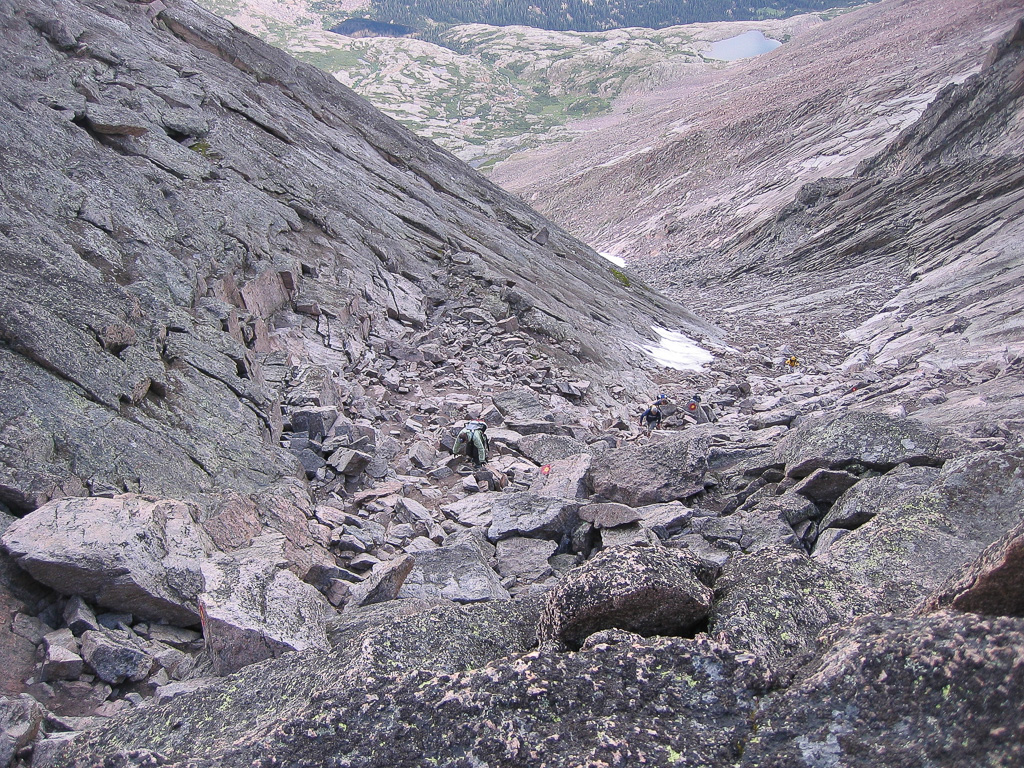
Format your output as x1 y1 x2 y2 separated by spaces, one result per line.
62 597 99 637
198 539 331 676
790 468 860 505
587 430 713 506
635 501 692 538
537 546 713 649
1 495 213 625
528 454 591 499
80 630 153 684
599 523 661 550
153 677 218 705
815 451 1024 611
0 694 45 768
578 502 642 529
495 537 557 583
709 546 876 676
821 464 941 530
398 544 510 603
326 448 372 475
487 493 580 542
740 613 1024 768
345 555 415 609
516 433 587 464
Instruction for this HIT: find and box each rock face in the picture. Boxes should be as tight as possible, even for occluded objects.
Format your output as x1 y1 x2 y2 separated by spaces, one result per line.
0 0 706 517
1 496 212 625
2 0 1024 763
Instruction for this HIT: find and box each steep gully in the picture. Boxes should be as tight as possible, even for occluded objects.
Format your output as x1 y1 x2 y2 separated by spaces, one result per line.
0 0 1022 766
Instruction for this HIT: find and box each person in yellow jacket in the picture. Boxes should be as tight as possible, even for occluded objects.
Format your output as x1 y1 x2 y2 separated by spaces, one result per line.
453 421 489 468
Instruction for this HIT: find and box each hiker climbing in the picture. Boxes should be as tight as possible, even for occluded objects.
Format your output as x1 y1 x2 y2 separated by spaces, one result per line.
639 394 669 434
684 394 718 424
785 355 800 370
453 420 489 468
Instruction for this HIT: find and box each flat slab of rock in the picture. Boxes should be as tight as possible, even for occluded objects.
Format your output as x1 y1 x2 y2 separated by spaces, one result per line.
487 493 580 542
495 536 557 583
517 433 587 464
578 502 642 529
635 501 693 537
528 454 591 499
538 546 713 649
440 494 495 528
198 538 331 676
397 544 510 603
1 495 213 625
774 411 943 478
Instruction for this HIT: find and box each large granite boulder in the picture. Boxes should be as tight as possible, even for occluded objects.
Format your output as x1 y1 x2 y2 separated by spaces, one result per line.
587 430 713 506
741 612 1024 768
1 495 213 625
774 411 944 478
198 536 331 675
37 631 768 768
815 451 1024 610
709 546 876 677
538 545 713 649
196 482 337 583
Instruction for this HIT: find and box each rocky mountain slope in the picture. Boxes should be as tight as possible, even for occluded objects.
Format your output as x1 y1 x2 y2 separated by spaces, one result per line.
1 0 1023 766
492 0 1024 424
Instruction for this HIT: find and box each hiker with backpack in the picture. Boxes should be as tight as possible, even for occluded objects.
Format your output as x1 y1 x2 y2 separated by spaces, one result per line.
684 394 718 425
453 420 489 468
639 394 669 435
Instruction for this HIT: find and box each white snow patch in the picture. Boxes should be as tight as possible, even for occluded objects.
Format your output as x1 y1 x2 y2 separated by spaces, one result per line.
642 327 714 371
600 251 626 267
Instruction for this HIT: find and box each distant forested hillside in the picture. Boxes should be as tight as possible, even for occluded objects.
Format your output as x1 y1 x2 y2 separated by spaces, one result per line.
362 0 868 32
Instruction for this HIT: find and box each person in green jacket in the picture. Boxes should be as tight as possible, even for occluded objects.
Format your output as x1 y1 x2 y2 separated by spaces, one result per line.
453 421 489 468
